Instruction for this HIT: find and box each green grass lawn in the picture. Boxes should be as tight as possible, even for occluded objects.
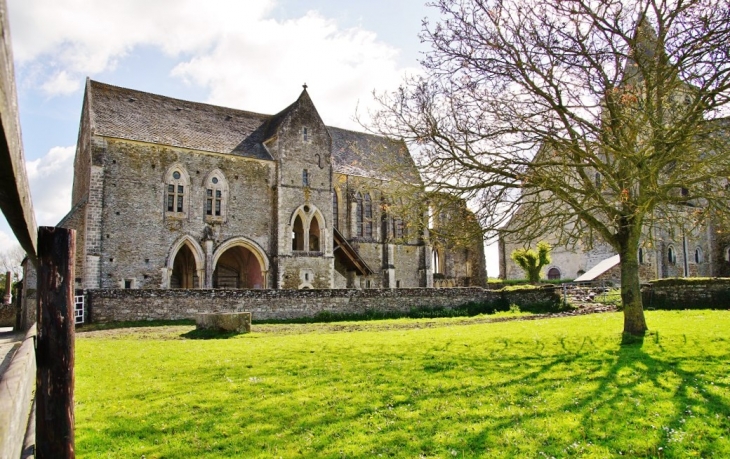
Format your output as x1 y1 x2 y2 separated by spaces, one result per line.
75 310 730 458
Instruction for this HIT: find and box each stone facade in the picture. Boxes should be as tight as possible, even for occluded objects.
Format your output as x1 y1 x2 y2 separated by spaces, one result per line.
60 80 486 296
85 287 559 323
500 218 721 284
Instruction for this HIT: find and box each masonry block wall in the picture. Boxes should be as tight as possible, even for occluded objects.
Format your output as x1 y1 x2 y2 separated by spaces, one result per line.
641 279 730 310
85 287 560 323
98 139 275 289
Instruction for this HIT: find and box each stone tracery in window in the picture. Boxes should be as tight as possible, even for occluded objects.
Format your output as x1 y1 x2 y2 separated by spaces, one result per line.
164 165 190 217
332 190 339 230
363 192 373 238
291 205 325 253
355 192 363 237
204 170 228 221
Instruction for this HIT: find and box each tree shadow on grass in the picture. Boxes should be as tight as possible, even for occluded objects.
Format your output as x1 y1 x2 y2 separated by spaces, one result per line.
77 329 730 458
563 331 730 457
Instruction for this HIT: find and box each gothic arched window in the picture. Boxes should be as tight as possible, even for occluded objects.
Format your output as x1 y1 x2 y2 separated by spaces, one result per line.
292 215 305 251
204 170 228 221
363 193 373 238
332 190 339 230
355 192 363 237
164 165 190 217
309 215 321 252
667 245 677 265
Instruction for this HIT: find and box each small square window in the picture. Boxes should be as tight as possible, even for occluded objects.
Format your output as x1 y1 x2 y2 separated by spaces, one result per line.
124 280 132 289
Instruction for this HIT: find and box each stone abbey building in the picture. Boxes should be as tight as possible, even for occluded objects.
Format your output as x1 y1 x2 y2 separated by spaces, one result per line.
60 80 486 291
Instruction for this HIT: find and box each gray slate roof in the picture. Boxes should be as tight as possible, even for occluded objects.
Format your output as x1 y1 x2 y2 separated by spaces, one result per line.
87 80 419 182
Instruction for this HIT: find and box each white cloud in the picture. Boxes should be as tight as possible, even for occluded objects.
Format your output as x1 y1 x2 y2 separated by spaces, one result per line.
26 146 75 226
171 11 415 129
0 226 18 255
40 70 81 95
7 0 418 128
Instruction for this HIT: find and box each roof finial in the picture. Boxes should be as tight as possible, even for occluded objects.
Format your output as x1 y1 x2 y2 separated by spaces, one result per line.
302 82 308 90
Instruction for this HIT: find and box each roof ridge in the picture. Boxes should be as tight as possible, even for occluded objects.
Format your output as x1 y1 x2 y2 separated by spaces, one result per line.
326 125 400 142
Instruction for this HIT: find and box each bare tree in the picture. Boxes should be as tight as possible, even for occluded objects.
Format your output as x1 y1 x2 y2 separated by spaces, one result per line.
1 244 26 281
371 0 730 335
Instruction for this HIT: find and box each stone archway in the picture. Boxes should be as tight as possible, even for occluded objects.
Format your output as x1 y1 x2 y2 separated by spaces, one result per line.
547 267 561 280
212 238 269 289
166 236 205 289
171 244 198 288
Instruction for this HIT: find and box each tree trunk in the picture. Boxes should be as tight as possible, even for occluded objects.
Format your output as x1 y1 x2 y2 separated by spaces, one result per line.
619 244 648 336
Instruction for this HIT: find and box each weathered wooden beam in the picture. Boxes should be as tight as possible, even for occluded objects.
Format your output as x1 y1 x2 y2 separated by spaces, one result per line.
36 226 75 459
0 0 37 263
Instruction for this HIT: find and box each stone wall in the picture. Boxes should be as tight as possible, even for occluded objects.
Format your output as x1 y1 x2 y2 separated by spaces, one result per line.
98 139 275 290
85 286 561 323
641 278 730 310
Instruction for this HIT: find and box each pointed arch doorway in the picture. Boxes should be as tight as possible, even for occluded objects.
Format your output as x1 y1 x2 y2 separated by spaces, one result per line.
167 236 205 289
212 238 269 289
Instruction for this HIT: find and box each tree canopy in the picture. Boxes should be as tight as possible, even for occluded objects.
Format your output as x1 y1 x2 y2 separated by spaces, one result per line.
511 242 552 283
371 0 730 335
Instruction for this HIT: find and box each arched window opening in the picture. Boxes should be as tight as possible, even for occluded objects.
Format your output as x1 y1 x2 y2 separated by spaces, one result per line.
363 193 373 238
432 248 443 275
577 270 586 277
725 246 730 262
394 216 404 239
355 193 363 237
695 247 703 264
547 267 561 280
392 199 405 240
165 168 188 215
638 247 644 264
170 244 198 288
292 215 305 251
309 216 321 252
332 191 339 230
667 245 677 265
204 170 228 220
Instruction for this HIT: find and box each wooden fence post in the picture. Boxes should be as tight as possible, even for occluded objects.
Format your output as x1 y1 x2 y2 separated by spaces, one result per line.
36 226 75 459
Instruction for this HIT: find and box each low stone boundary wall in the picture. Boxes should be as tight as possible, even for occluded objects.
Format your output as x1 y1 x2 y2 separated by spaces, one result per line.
0 325 36 459
85 287 561 323
642 279 730 310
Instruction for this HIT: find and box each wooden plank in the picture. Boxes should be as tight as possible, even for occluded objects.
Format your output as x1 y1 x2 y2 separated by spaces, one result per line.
35 227 75 459
0 0 37 262
0 325 36 459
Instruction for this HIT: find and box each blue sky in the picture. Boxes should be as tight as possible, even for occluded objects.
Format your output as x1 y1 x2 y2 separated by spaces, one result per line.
2 0 500 275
